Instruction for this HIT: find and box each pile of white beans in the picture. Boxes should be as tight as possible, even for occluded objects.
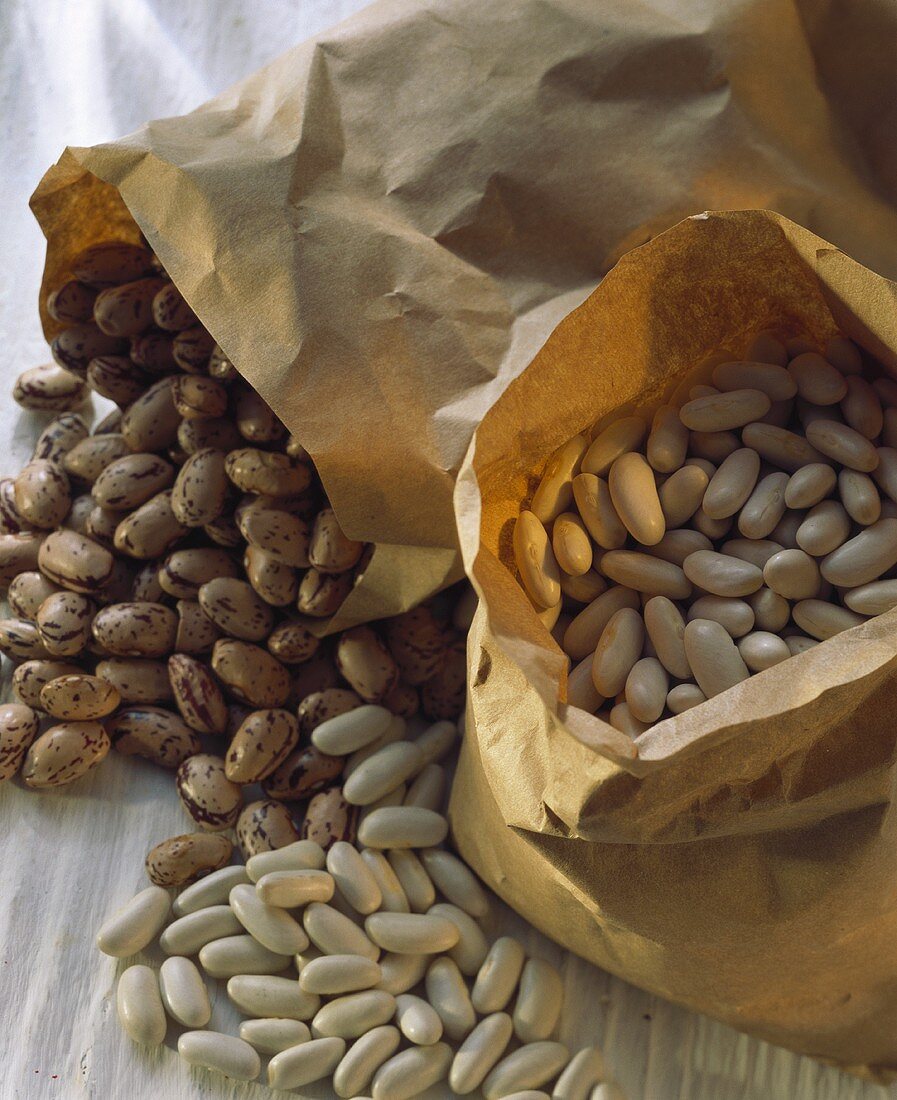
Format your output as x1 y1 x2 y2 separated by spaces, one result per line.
513 331 897 734
98 735 624 1100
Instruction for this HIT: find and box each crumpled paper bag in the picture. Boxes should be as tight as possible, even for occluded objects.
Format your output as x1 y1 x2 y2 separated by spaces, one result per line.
29 0 897 634
451 208 897 1079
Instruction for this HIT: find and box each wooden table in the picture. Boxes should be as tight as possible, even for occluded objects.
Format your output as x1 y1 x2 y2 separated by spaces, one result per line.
0 3 892 1097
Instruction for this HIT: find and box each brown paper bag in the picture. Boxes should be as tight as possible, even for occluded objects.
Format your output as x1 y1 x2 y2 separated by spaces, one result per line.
451 209 897 1079
29 0 897 635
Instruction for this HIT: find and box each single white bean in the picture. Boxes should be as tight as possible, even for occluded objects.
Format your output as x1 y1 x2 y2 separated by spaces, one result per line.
722 537 784 569
371 1042 453 1100
658 465 708 528
608 452 665 546
839 469 880 525
238 1018 311 1054
312 990 397 1039
377 952 430 995
419 848 490 918
738 471 788 539
553 512 593 576
553 1046 608 1100
227 973 320 1020
788 352 847 405
682 550 762 597
117 964 167 1047
395 993 444 1045
365 911 459 955
299 954 382 995
97 886 171 957
590 608 644 697
842 580 897 615
600 550 691 598
784 463 836 509
404 764 446 811
702 448 760 519
360 848 410 913
357 807 448 850
449 1012 515 1095
642 596 690 679
426 955 477 1040
198 934 292 978
737 631 791 671
795 500 853 556
624 657 668 723
160 905 242 956
178 1030 261 1081
428 902 489 975
748 587 791 632
741 422 826 472
326 842 383 914
581 417 647 477
159 956 210 1027
482 1041 570 1100
267 1036 346 1089
805 419 879 471
472 935 526 1013
255 868 335 908
572 473 627 550
562 586 640 660
712 360 796 400
687 596 754 637
303 902 380 960
841 375 883 437
388 850 436 913
246 839 325 882
820 519 897 586
173 865 249 916
682 619 750 698
230 883 309 955
312 704 392 755
513 957 564 1043
514 510 562 609
333 1025 402 1099
344 741 424 807
666 683 706 714
680 388 770 431
792 599 866 640
531 435 588 523
762 549 821 600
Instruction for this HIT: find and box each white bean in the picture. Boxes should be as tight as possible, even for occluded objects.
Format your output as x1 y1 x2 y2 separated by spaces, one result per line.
792 599 866 640
255 868 335 908
267 1036 346 1089
680 388 770 431
159 956 210 1027
357 807 448 850
839 469 880 525
230 883 309 955
227 973 320 1020
388 850 436 913
572 474 627 550
360 848 411 913
178 1031 260 1080
842 580 897 615
299 954 382 995
482 1041 570 1100
702 448 760 519
795 500 851 556
449 1012 514 1095
371 1043 453 1100
326 842 383 914
395 993 444 1045
419 848 490 918
562 586 640 660
531 436 588 523
472 935 526 1013
553 1046 608 1100
666 682 706 714
819 519 897 586
160 905 242 956
173 865 249 916
784 463 836 509
303 902 380 960
377 952 430 995
333 1025 402 1099
659 465 708 528
599 551 691 598
117 964 167 1047
682 550 762 597
365 912 459 954
712 360 796 400
198 934 292 978
762 549 821 599
687 596 754 637
513 957 563 1042
590 608 644 696
788 352 847 405
738 471 788 538
97 886 171 957
238 1018 311 1054
737 631 791 671
312 704 392 755
805 419 879 471
312 990 397 1039
581 417 647 476
514 510 562 609
682 619 750 697
429 901 489 975
426 955 478 1040
624 657 668 723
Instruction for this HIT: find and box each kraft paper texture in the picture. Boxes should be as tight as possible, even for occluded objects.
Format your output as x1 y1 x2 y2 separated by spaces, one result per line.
29 0 897 632
451 210 897 1079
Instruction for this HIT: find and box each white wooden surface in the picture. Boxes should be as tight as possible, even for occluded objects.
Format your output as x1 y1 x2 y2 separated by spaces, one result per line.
1 2 895 1098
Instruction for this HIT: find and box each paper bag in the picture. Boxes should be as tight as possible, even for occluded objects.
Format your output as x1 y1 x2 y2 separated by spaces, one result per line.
451 209 897 1078
29 0 897 635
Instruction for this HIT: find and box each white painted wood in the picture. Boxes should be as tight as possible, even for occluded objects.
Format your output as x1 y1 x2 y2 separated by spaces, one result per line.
0 2 894 1098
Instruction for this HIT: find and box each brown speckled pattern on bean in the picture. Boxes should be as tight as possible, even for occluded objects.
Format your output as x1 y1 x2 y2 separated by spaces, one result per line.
38 529 114 592
36 591 93 656
421 636 467 720
243 545 297 606
198 577 274 642
86 355 149 405
297 568 353 617
10 572 61 621
51 323 126 377
21 721 111 788
236 799 301 859
159 547 240 599
267 620 319 664
95 658 173 704
172 375 228 419
211 639 290 708
225 708 299 783
238 505 310 567
14 460 71 528
0 704 39 781
297 689 362 735
262 744 344 802
385 606 448 685
93 277 166 337
309 507 364 574
108 705 200 768
336 626 400 703
145 832 232 887
0 618 52 660
63 434 130 482
174 600 221 655
224 448 311 497
91 601 177 658
13 364 89 411
32 414 89 465
234 388 285 443
120 377 180 452
176 753 243 831
171 448 228 527
92 453 175 511
40 674 120 720
113 490 188 559
72 242 154 287
12 659 82 707
168 653 228 734
173 326 216 372
301 786 357 849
